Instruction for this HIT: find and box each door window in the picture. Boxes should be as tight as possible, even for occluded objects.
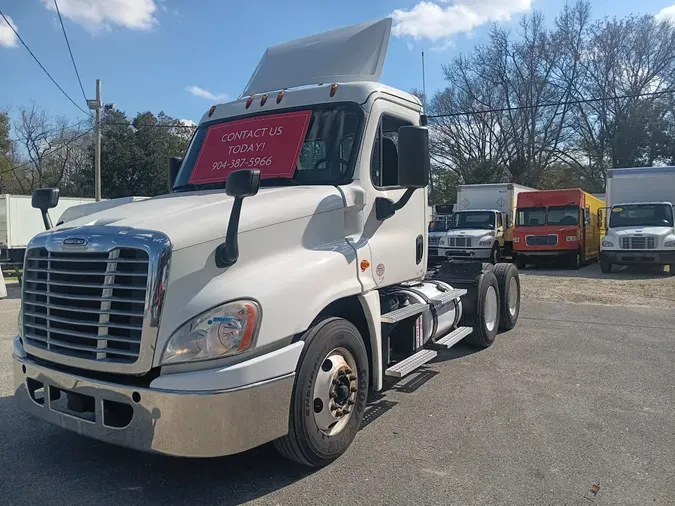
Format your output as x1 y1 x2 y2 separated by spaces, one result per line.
371 115 413 188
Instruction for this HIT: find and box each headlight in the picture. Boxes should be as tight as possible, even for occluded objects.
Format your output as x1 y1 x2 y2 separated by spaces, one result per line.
161 300 260 365
566 236 578 242
513 237 520 243
665 240 675 248
439 238 445 246
602 240 614 247
479 239 493 246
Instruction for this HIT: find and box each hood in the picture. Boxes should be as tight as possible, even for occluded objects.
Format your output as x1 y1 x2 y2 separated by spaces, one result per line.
608 226 673 237
446 229 495 239
54 186 345 250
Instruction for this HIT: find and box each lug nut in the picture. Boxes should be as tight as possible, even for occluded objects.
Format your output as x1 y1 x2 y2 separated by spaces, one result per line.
348 374 356 381
332 379 340 385
350 387 357 393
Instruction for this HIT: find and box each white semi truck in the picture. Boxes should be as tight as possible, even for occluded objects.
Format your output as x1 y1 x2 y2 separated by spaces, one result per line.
600 166 675 274
439 183 534 264
13 19 522 467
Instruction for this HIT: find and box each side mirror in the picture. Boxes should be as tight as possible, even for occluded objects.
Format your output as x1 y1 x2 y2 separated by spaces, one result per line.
168 157 183 191
216 169 261 268
397 125 430 188
31 188 60 230
597 209 603 228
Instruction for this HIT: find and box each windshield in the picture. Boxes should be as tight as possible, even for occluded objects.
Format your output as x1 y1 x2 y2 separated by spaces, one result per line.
547 205 579 226
451 211 495 230
609 204 674 228
173 105 363 190
429 217 451 232
516 207 546 227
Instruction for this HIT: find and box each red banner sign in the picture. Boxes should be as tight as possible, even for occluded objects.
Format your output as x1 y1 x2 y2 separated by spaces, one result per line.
188 110 312 184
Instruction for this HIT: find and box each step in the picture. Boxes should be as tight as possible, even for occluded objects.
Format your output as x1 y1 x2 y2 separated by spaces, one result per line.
428 326 473 350
384 349 438 378
430 288 467 311
381 302 425 324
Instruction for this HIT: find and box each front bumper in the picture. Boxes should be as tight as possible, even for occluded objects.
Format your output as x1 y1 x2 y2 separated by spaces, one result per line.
601 250 675 265
14 354 294 457
438 247 492 260
515 249 577 257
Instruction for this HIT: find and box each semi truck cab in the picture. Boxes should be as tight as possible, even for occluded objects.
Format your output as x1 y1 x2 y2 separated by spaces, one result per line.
12 18 521 467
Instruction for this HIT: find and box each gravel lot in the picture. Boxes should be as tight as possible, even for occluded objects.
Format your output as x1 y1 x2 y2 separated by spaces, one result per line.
520 262 675 309
1 273 674 505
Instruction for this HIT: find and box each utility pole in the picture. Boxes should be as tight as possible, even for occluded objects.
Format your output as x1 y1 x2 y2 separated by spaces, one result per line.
87 79 102 201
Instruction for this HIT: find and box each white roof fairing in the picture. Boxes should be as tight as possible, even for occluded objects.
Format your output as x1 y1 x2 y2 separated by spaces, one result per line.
242 18 392 96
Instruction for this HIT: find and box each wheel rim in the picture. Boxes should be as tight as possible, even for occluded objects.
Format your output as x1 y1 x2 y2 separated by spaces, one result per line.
507 277 518 317
312 347 358 436
576 253 580 267
484 285 498 332
492 249 497 263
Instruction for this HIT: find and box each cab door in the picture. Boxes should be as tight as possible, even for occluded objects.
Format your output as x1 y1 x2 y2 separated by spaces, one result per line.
359 100 428 287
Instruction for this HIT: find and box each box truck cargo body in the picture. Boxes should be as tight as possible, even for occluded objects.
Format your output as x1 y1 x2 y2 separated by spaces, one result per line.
601 167 675 273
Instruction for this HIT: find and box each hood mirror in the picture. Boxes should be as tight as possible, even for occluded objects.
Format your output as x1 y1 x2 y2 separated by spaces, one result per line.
31 188 60 230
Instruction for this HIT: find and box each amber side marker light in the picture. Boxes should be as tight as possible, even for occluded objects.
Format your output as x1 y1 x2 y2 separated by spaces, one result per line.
260 94 269 106
330 83 338 97
245 96 254 109
277 91 285 104
208 105 216 117
360 260 370 272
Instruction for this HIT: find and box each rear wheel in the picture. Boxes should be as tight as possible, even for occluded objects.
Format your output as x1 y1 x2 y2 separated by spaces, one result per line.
274 317 369 467
464 270 500 349
494 263 520 331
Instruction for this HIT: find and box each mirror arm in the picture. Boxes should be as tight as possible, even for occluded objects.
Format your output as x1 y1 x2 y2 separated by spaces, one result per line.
376 188 416 221
215 196 244 268
41 210 52 231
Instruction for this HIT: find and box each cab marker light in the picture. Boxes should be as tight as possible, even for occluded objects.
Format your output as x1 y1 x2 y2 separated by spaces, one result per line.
245 96 254 109
277 91 285 104
330 83 338 97
260 93 268 106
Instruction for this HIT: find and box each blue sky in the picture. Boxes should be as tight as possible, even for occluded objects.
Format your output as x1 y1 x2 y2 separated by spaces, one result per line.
1 0 674 130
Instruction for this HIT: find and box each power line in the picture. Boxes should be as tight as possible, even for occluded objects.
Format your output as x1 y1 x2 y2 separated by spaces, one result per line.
1 128 94 176
426 89 675 119
53 0 90 116
0 9 90 117
9 118 92 143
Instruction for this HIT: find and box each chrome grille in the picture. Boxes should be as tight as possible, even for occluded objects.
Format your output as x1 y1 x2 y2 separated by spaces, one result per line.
22 247 149 364
447 237 472 247
620 236 656 250
526 234 558 246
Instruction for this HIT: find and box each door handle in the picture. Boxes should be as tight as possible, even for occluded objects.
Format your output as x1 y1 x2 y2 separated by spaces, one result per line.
416 235 424 265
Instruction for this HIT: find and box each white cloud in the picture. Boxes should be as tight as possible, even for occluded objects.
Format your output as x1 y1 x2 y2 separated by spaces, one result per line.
40 0 158 31
179 119 196 127
655 4 675 23
0 14 18 48
392 0 532 41
186 86 229 101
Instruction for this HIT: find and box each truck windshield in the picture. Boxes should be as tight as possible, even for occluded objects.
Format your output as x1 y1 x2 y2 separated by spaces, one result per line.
451 211 495 230
173 104 363 191
609 204 674 228
547 205 579 226
516 207 546 226
429 218 451 232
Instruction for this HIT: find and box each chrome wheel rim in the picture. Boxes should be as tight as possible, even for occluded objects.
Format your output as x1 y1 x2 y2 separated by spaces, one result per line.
312 347 358 436
508 277 518 317
484 286 498 332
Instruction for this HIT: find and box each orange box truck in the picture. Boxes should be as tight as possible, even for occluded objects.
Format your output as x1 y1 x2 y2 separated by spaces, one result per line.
513 188 605 269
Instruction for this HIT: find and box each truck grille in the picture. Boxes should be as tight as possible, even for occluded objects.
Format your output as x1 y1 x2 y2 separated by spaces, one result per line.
22 247 149 364
447 237 472 247
620 236 656 250
525 234 558 246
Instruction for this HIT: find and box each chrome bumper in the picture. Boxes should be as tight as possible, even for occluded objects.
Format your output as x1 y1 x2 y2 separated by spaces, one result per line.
14 355 294 457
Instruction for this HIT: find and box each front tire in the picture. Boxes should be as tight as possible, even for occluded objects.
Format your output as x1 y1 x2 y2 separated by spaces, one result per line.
274 317 369 467
600 260 612 274
464 270 500 349
516 254 527 270
489 244 499 265
569 249 582 270
494 263 520 331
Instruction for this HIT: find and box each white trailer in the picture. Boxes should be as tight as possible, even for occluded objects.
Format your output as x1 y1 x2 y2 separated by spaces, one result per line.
0 195 96 262
13 19 523 468
601 166 675 273
440 183 534 263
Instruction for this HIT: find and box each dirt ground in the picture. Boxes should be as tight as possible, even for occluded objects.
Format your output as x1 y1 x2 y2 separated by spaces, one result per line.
519 261 675 308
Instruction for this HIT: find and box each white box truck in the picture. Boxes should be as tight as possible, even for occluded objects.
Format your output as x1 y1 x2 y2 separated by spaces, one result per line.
600 167 675 274
439 183 534 264
13 19 522 468
0 195 96 263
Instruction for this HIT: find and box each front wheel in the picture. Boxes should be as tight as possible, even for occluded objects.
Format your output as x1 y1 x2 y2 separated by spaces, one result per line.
569 250 582 270
600 260 612 274
516 254 527 270
490 244 499 265
274 317 369 467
